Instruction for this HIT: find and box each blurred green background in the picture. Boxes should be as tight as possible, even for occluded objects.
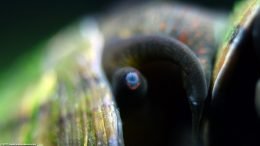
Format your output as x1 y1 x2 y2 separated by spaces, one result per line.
0 0 239 72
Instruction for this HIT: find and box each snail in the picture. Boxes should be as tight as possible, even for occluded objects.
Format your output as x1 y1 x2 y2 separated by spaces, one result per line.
0 1 259 146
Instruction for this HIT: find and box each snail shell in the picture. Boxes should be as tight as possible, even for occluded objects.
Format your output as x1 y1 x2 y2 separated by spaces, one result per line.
207 1 260 146
212 0 260 98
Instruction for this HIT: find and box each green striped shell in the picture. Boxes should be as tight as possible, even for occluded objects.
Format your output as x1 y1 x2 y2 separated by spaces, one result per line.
212 0 260 97
0 20 123 145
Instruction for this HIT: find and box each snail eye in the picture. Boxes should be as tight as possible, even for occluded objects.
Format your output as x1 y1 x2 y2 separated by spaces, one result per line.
112 67 147 111
125 71 141 90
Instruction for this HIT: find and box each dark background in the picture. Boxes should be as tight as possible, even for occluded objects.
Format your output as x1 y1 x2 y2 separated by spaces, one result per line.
0 0 239 71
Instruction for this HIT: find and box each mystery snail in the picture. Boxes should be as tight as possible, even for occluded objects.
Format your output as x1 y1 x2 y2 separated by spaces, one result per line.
0 0 259 146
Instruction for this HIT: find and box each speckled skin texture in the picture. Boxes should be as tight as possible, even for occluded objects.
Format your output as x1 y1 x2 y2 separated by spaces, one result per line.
100 3 221 84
